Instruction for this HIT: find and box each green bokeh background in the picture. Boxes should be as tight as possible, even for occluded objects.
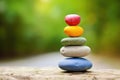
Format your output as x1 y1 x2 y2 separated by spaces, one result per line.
0 0 120 58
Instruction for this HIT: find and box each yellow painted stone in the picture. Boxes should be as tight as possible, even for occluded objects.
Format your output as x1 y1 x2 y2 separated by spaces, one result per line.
64 26 84 37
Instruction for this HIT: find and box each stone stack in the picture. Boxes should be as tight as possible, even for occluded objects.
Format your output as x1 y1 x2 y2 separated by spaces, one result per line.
58 14 92 72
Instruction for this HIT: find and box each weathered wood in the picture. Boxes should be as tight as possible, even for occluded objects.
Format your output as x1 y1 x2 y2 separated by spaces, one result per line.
0 67 120 80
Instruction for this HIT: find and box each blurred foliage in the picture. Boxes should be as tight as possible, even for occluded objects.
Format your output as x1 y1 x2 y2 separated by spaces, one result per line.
0 0 120 58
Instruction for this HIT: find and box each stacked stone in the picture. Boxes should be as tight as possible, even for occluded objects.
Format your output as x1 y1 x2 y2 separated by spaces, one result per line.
58 14 92 72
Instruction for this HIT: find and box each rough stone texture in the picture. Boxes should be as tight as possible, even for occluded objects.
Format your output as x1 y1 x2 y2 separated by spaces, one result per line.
0 67 120 80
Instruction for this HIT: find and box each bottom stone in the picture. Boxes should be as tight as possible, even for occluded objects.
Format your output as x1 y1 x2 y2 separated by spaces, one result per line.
58 57 92 71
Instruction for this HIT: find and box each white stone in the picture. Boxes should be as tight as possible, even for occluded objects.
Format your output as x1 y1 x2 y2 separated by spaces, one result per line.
60 46 91 57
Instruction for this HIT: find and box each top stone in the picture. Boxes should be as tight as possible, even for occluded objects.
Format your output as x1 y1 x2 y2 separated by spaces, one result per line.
65 14 81 26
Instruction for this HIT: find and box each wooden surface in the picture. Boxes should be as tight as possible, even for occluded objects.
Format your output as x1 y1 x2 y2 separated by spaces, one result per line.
0 67 120 80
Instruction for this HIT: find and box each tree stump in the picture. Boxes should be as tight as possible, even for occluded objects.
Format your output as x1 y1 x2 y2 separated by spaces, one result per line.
0 67 120 80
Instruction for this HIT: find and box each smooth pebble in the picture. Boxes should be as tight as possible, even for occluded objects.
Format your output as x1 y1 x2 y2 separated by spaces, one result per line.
60 46 91 57
61 37 86 46
58 57 92 71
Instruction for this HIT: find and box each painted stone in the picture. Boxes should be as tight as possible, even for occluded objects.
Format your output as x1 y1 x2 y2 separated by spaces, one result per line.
61 37 86 46
64 26 84 37
58 57 92 71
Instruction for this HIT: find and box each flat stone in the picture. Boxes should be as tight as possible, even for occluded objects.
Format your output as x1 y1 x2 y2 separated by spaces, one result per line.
60 46 91 57
58 57 92 71
0 67 120 80
61 37 86 46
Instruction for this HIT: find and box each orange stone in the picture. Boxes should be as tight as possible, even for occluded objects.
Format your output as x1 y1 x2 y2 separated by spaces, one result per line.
64 26 84 37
